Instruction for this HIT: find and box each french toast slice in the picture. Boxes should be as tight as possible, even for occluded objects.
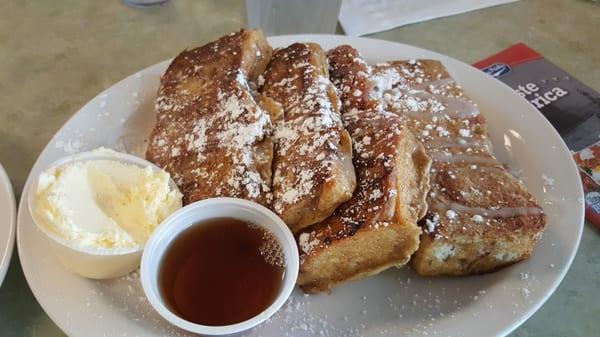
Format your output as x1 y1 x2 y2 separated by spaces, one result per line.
146 30 274 205
296 46 431 293
372 60 547 276
260 43 356 232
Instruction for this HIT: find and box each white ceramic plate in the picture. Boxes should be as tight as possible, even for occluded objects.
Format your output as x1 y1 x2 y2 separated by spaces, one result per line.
17 35 584 337
0 164 16 287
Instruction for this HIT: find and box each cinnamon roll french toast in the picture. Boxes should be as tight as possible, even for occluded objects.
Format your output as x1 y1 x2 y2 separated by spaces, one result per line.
372 60 547 276
295 46 431 293
260 43 356 233
146 29 274 205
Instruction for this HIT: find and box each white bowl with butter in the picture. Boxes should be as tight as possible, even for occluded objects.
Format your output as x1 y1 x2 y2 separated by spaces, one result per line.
28 148 182 279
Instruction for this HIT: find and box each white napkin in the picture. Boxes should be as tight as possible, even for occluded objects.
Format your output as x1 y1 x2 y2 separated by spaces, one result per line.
339 0 518 36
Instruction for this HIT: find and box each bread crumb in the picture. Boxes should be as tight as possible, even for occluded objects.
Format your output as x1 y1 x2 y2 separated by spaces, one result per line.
471 214 484 223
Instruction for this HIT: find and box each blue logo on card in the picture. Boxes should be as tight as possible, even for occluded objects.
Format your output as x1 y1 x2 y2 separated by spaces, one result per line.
482 63 511 78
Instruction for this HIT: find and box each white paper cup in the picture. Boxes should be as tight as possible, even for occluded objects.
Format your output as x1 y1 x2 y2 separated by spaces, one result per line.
27 150 180 279
141 197 299 336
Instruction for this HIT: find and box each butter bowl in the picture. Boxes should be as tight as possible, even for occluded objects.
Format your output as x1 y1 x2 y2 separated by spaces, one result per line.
27 149 182 279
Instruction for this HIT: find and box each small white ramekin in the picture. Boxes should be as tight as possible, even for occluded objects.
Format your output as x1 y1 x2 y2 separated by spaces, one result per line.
141 197 299 336
27 150 180 279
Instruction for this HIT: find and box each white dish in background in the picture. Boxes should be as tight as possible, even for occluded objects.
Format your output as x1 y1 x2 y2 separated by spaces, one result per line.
0 164 16 287
17 35 584 337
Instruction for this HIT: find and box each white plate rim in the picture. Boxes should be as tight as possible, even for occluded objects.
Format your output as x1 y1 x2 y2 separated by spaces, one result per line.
16 34 585 337
0 163 16 287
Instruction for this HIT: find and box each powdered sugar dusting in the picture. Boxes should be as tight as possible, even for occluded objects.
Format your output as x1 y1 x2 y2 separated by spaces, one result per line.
261 44 350 217
298 232 320 254
294 46 426 259
374 59 543 247
147 31 273 205
55 139 84 154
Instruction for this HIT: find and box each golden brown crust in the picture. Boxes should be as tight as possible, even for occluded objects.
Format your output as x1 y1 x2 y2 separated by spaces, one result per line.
296 46 431 293
372 59 547 276
146 29 274 205
260 43 356 232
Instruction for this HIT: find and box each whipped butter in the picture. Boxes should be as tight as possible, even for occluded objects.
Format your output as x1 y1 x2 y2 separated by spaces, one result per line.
35 152 182 252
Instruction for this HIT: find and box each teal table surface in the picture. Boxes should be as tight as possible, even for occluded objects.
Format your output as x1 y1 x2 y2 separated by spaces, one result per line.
1 0 599 336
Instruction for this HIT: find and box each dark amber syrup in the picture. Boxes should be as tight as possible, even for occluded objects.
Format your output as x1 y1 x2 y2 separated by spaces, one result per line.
159 218 285 326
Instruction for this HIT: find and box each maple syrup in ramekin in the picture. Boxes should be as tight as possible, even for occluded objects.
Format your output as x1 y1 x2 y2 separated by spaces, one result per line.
159 218 285 326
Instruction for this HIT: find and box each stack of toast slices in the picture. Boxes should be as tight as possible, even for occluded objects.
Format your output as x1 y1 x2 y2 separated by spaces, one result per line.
296 46 431 293
146 29 547 293
260 43 356 233
371 58 546 276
